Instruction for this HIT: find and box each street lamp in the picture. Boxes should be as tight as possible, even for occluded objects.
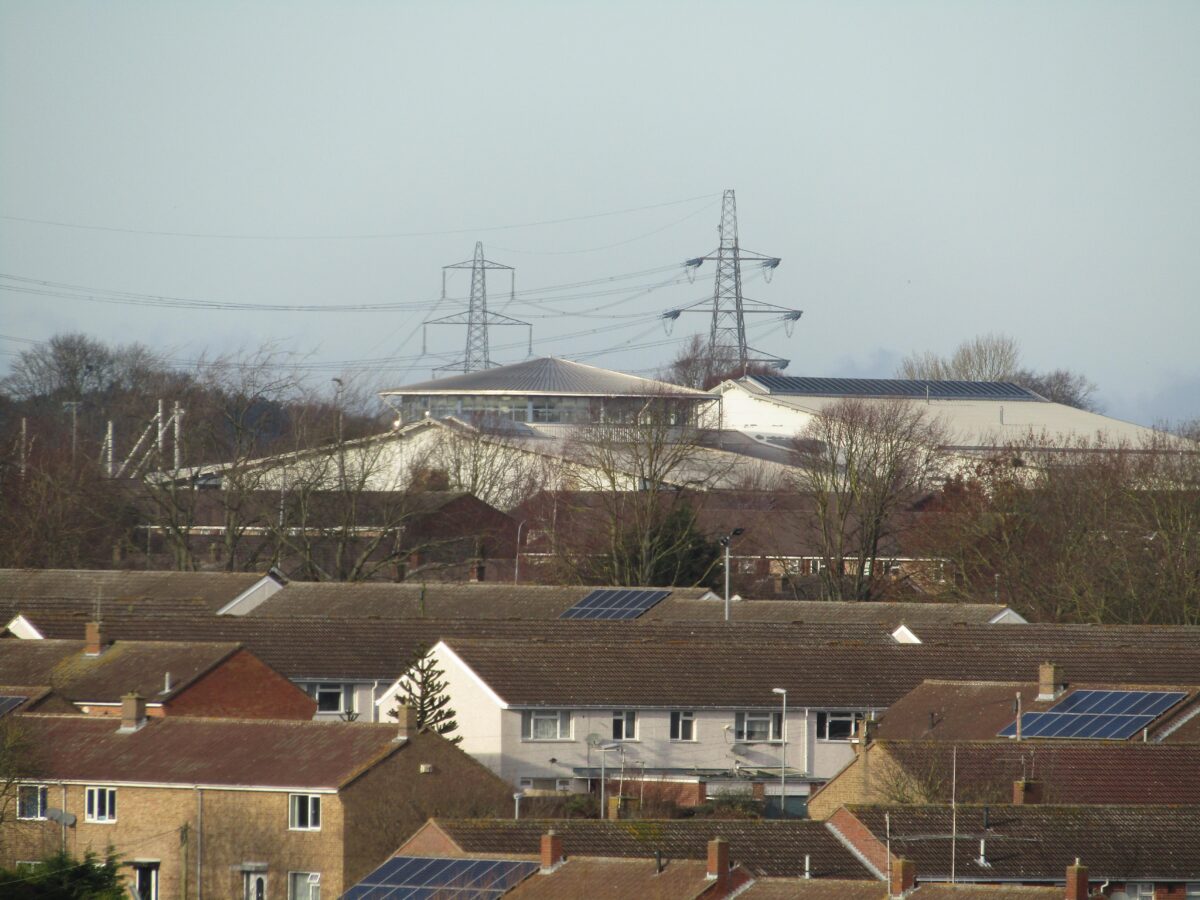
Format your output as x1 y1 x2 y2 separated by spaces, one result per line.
598 743 620 820
513 791 524 820
514 520 528 584
772 687 787 818
719 528 745 622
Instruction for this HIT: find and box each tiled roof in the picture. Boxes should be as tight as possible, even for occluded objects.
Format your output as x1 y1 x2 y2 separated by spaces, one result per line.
15 714 412 790
436 632 1200 709
875 679 1200 742
381 357 710 398
739 879 886 899
504 857 714 899
643 600 1013 627
908 888 1062 899
876 740 1200 805
842 804 1200 881
250 583 713 620
0 639 241 704
428 819 872 879
0 568 271 615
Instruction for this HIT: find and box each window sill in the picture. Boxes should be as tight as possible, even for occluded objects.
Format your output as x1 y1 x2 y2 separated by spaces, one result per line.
288 827 322 833
17 816 47 822
85 819 117 825
520 738 574 743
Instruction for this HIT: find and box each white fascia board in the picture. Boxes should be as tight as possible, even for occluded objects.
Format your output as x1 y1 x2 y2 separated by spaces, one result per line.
989 608 1028 624
434 640 510 710
6 615 44 640
41 779 338 794
216 573 285 616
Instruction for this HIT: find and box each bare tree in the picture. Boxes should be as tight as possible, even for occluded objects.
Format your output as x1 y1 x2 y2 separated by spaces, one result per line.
792 398 948 601
662 334 781 390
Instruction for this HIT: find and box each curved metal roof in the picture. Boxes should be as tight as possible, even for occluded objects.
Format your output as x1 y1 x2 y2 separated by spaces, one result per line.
380 357 711 399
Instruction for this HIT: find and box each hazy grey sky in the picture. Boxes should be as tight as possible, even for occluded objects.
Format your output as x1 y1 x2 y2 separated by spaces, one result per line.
2 1 1197 425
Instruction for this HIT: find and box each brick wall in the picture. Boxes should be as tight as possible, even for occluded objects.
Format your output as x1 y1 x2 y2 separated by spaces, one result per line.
808 744 904 820
339 731 512 888
165 648 317 719
827 806 889 877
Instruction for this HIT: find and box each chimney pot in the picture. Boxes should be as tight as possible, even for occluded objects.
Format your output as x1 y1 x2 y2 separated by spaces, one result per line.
1064 860 1089 900
540 830 564 872
890 857 917 898
119 692 147 733
706 838 730 887
1038 661 1065 701
85 621 104 657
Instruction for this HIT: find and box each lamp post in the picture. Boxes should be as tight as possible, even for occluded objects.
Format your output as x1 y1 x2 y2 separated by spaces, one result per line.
514 520 528 584
772 687 787 818
598 743 619 820
513 792 523 820
719 528 745 622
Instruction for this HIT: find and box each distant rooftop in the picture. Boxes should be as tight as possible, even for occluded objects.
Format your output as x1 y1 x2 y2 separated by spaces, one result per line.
745 375 1045 401
381 357 709 398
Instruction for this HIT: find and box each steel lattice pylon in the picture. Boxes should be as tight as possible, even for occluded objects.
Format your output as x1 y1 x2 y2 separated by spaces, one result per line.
669 189 801 372
425 242 531 373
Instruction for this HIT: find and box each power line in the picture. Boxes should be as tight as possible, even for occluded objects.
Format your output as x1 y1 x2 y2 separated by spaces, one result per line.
0 193 718 241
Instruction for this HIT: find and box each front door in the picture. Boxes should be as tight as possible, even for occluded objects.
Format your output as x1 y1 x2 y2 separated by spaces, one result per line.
243 873 267 900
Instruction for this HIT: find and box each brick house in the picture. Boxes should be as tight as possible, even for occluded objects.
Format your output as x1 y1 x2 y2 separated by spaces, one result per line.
0 627 316 719
1 704 512 899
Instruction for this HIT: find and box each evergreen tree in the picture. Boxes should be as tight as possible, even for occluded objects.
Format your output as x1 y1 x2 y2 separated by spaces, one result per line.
390 645 461 744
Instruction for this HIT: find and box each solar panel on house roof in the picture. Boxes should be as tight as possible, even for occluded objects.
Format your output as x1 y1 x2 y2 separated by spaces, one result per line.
341 856 538 899
750 375 1042 401
559 588 671 620
998 690 1188 741
0 696 25 717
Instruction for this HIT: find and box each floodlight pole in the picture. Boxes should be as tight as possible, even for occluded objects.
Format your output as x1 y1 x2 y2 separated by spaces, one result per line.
773 688 788 818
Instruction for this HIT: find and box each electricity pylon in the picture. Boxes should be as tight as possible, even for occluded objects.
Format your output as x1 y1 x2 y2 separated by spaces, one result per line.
425 242 531 373
667 189 802 371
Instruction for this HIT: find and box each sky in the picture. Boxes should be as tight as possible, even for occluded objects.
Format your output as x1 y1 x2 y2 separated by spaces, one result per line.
1 1 1197 426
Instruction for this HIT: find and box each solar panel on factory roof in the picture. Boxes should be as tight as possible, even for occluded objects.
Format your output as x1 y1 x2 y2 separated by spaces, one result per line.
998 690 1188 741
341 856 538 899
749 375 1042 401
559 588 671 620
0 696 27 717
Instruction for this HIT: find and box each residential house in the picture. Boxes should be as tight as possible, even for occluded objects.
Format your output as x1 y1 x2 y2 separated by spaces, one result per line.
0 705 511 899
808 740 1200 819
0 567 285 623
0 628 316 719
874 663 1200 744
827 804 1200 895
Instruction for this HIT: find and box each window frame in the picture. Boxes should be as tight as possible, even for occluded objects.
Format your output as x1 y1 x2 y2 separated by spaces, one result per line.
816 711 865 742
312 684 351 715
133 862 160 900
611 710 637 741
520 709 572 741
670 710 696 742
85 786 117 824
288 794 322 832
288 871 321 900
17 784 48 820
734 711 782 743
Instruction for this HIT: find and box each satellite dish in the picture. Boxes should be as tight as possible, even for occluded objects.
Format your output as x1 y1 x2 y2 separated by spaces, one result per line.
46 808 76 827
586 733 603 748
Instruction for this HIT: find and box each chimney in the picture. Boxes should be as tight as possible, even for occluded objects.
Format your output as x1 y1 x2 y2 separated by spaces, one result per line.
854 718 877 755
119 692 147 733
1012 779 1043 805
394 703 418 741
1038 662 1065 701
540 830 564 872
890 857 916 898
1064 859 1088 900
706 838 730 888
85 621 104 657
470 562 486 582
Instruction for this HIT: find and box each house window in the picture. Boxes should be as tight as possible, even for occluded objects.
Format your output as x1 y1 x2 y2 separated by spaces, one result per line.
289 872 321 900
734 711 781 742
85 787 117 823
17 785 48 820
817 712 865 742
611 711 637 741
1186 884 1200 898
133 863 159 900
312 684 352 714
1116 887 1154 900
670 711 696 741
555 779 573 793
289 794 321 831
521 710 571 741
